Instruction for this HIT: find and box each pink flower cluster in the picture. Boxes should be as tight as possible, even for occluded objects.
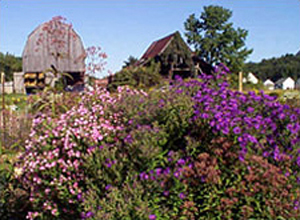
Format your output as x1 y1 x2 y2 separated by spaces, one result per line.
18 87 131 219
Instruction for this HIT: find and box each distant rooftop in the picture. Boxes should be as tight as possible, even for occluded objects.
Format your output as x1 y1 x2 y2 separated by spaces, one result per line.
140 32 177 61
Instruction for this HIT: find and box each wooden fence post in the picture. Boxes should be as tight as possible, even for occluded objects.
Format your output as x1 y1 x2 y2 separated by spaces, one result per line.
239 71 243 92
1 72 5 151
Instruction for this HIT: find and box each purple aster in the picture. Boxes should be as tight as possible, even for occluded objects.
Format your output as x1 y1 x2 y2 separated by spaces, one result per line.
163 191 169 196
238 154 245 162
279 113 286 120
85 211 94 218
105 184 111 191
149 214 156 220
155 168 162 176
201 113 210 119
246 134 258 144
219 63 230 73
179 192 186 199
163 167 170 175
222 127 230 135
177 158 186 166
124 134 133 144
105 162 112 168
287 123 300 134
233 127 241 134
297 157 300 167
247 107 254 113
237 136 243 142
290 114 297 121
77 193 82 200
174 171 180 178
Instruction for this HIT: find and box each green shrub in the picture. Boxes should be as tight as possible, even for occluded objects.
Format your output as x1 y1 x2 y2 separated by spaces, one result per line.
0 152 30 220
108 61 163 91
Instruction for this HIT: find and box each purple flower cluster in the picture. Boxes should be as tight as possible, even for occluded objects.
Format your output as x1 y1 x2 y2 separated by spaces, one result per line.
81 211 94 219
139 156 191 182
177 68 300 168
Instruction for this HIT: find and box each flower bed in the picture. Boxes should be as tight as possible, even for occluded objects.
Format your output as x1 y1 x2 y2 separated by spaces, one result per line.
16 66 300 219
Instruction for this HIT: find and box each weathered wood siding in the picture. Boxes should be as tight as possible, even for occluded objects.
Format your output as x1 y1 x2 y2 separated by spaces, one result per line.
22 23 85 73
13 72 25 94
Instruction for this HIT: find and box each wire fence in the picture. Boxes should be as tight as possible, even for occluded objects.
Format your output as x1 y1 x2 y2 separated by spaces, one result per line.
0 109 32 152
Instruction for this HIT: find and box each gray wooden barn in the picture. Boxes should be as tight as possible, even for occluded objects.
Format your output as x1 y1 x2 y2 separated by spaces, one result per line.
22 20 86 93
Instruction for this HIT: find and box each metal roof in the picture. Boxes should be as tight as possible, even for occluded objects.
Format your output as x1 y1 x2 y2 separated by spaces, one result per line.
140 32 176 61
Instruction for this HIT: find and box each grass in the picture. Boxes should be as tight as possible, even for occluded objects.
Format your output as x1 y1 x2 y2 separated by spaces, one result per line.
0 93 27 111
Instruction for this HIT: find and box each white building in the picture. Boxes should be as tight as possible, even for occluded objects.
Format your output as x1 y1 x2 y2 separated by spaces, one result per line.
275 77 295 90
263 79 275 90
0 81 14 94
243 72 259 84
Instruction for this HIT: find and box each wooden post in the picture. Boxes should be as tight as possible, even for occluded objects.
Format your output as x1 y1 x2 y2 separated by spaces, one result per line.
169 62 174 82
239 71 243 92
12 72 15 93
1 72 5 151
196 63 203 76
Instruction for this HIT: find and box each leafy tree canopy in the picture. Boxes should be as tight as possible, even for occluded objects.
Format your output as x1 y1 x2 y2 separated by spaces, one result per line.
0 52 22 81
123 55 139 68
184 5 252 73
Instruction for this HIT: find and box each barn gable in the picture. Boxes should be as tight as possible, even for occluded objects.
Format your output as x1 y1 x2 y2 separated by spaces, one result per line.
139 31 194 78
22 22 85 73
22 18 86 93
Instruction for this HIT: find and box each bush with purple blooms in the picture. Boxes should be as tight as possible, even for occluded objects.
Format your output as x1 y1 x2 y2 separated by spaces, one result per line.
16 65 300 219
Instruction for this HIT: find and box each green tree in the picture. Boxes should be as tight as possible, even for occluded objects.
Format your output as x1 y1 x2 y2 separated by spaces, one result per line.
0 52 22 81
244 53 300 82
123 55 139 68
184 5 252 73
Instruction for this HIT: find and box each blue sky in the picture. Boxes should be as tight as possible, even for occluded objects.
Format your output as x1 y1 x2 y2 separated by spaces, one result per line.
0 0 300 78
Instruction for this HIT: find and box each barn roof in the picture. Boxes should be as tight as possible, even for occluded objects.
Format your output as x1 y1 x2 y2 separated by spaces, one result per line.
22 21 85 73
140 32 176 61
275 78 285 85
275 77 294 85
263 79 274 85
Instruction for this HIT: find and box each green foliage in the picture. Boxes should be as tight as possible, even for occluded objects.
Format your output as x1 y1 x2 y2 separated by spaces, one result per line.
184 5 253 73
108 61 163 91
245 53 300 82
0 52 22 81
123 55 139 68
0 94 27 111
0 151 30 220
243 81 265 91
81 86 195 219
28 67 77 116
0 94 30 151
28 90 80 117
